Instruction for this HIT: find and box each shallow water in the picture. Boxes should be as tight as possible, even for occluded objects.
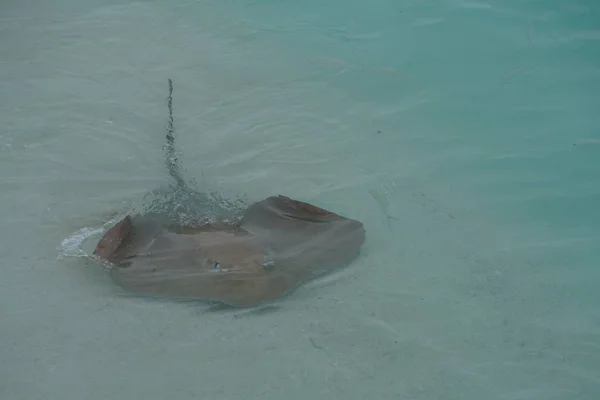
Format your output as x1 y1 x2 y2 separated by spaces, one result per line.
1 0 599 399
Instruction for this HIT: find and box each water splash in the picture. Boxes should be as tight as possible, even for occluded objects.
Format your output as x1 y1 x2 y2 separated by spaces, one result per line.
57 226 105 260
141 182 248 227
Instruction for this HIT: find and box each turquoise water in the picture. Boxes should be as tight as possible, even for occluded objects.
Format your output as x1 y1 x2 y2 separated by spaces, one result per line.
1 0 599 399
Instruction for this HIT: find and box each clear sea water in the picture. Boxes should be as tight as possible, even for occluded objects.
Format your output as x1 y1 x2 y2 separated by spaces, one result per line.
1 1 599 399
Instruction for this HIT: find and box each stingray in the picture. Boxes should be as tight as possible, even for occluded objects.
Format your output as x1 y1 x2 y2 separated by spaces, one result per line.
92 80 365 308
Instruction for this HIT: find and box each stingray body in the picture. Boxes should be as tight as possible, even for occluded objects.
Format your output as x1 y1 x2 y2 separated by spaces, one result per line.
91 79 366 307
93 195 365 307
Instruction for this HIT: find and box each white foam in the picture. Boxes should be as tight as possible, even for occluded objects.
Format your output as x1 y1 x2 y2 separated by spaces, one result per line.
57 226 104 260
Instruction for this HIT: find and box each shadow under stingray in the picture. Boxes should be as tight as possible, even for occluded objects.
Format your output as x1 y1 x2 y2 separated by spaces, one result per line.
90 79 366 308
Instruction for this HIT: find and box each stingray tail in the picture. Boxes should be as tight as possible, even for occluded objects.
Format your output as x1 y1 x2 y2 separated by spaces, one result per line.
164 78 186 187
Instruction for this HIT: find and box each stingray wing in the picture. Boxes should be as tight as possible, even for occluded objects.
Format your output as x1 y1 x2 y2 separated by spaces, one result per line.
93 216 133 261
240 195 366 282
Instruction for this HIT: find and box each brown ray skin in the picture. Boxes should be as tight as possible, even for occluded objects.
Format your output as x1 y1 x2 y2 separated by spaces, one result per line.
92 195 366 307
